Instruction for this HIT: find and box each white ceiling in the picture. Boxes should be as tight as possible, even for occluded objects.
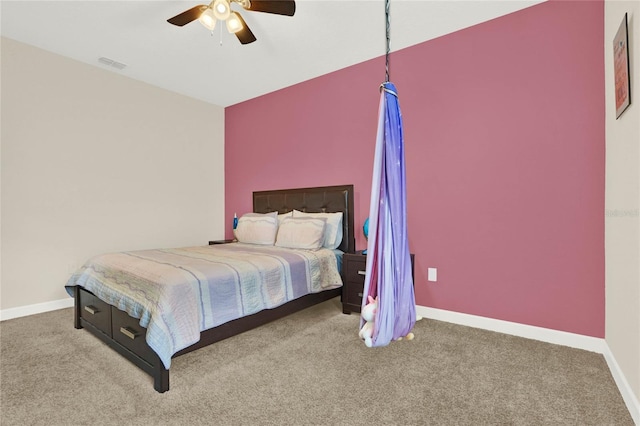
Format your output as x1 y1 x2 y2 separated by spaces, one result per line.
1 0 543 107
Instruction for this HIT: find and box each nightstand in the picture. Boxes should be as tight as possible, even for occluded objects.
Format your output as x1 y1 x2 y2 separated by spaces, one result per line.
341 251 415 315
208 239 235 245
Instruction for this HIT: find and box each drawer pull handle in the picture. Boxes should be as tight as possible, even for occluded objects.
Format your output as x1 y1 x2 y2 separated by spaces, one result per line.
84 305 98 315
120 327 138 340
358 292 363 297
357 270 366 276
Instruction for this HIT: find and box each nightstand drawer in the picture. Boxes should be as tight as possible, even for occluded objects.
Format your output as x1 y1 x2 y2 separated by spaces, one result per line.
341 252 415 315
342 252 367 314
344 281 365 306
344 260 367 283
78 288 112 337
111 308 156 365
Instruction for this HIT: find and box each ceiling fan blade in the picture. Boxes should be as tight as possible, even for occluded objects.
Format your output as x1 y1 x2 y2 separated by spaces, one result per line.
167 5 207 26
234 13 257 44
243 0 295 16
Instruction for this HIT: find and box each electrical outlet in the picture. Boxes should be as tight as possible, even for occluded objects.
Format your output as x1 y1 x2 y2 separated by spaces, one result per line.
428 268 438 282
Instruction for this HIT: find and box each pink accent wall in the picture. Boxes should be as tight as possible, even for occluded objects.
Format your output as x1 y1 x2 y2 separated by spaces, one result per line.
225 0 605 337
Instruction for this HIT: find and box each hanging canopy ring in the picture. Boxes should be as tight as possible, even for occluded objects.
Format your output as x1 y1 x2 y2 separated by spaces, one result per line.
379 82 398 97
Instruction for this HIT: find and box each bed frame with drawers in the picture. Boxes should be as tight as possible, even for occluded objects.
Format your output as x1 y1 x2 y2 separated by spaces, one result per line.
73 184 355 393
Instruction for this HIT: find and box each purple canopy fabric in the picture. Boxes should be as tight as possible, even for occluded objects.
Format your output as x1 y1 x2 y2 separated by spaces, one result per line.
360 82 416 347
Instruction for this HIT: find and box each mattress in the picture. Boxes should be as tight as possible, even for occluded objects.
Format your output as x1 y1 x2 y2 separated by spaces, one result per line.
65 243 343 368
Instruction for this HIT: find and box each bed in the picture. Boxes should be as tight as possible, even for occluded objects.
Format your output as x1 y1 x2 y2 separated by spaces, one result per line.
68 184 355 393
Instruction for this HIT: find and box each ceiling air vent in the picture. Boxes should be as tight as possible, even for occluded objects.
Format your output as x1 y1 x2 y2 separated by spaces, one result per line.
98 57 127 70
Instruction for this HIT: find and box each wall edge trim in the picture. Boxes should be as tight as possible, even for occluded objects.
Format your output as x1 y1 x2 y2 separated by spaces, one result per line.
0 297 74 322
602 342 640 425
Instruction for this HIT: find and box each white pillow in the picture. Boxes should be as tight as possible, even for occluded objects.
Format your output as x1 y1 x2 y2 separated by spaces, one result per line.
293 210 343 249
275 217 326 250
234 212 278 245
277 211 293 226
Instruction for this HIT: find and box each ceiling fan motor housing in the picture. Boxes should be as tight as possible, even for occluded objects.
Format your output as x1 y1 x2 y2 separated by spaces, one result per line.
167 0 295 45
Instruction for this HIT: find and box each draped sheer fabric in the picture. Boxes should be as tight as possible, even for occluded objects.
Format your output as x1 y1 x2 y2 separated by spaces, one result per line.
360 82 416 346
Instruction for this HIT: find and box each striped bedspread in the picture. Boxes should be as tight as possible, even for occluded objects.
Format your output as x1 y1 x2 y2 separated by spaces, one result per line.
65 243 342 369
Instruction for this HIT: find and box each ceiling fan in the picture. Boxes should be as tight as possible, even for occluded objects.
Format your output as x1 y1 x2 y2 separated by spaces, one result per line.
167 0 296 45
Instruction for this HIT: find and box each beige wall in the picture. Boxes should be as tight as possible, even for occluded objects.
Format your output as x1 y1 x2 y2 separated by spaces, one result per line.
0 37 225 310
604 1 640 406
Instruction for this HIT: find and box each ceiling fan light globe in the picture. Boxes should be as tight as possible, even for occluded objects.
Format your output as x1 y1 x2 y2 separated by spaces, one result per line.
213 0 231 20
198 8 217 30
226 12 244 33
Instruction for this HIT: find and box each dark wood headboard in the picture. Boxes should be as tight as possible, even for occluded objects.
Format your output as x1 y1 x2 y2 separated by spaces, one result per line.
253 184 355 253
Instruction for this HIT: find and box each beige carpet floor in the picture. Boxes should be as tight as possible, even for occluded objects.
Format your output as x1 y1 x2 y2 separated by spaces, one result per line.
0 298 634 425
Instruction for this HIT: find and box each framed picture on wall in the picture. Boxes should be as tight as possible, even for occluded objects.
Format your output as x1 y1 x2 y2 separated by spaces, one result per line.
614 13 631 119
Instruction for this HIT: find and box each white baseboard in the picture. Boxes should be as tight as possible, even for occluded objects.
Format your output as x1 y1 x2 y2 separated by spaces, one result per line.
0 297 74 322
416 305 639 425
416 305 607 353
602 344 640 425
